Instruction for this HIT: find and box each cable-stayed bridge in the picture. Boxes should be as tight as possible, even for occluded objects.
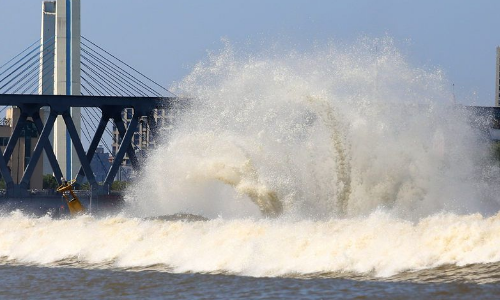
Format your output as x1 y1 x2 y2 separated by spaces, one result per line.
0 0 182 198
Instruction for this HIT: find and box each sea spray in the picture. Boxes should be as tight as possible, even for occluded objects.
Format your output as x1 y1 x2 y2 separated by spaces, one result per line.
125 38 500 219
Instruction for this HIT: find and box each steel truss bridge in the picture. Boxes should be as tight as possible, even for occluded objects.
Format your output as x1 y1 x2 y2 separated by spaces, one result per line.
0 35 182 198
0 94 178 197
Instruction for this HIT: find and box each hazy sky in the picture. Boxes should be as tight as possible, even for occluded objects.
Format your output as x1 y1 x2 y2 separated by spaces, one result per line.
1 0 499 106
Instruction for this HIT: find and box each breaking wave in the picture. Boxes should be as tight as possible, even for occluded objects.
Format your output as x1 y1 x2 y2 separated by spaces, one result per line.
2 38 500 279
1 211 500 278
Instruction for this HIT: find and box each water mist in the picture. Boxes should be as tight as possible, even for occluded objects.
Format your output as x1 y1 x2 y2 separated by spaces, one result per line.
125 38 500 220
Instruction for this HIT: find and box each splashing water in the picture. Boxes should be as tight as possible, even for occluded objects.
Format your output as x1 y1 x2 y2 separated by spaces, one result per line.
2 38 500 279
126 38 500 220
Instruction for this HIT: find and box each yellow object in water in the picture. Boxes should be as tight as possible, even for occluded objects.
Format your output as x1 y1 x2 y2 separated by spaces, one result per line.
56 179 85 215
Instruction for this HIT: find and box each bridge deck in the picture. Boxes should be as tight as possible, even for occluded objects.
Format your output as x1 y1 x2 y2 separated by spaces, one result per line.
0 94 177 109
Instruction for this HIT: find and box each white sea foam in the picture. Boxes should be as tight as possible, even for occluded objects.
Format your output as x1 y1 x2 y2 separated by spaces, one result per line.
1 211 500 277
2 38 500 277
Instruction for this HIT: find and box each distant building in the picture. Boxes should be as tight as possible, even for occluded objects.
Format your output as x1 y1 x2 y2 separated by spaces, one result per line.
116 165 134 182
0 118 12 175
90 146 111 183
111 108 172 166
0 107 44 189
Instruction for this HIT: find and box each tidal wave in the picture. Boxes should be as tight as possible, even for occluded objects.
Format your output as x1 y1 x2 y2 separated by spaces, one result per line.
2 38 500 280
1 211 500 278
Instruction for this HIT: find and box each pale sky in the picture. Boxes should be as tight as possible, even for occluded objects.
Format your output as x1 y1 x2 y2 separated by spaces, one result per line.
1 0 499 106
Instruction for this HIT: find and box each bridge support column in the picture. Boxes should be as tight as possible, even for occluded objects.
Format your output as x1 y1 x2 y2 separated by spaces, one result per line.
39 1 55 95
40 1 56 175
54 0 81 180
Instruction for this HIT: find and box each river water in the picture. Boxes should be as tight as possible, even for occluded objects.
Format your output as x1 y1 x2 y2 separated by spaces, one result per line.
1 262 500 299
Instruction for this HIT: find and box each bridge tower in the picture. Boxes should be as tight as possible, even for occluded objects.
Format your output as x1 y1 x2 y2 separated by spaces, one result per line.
40 1 55 176
40 0 82 179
